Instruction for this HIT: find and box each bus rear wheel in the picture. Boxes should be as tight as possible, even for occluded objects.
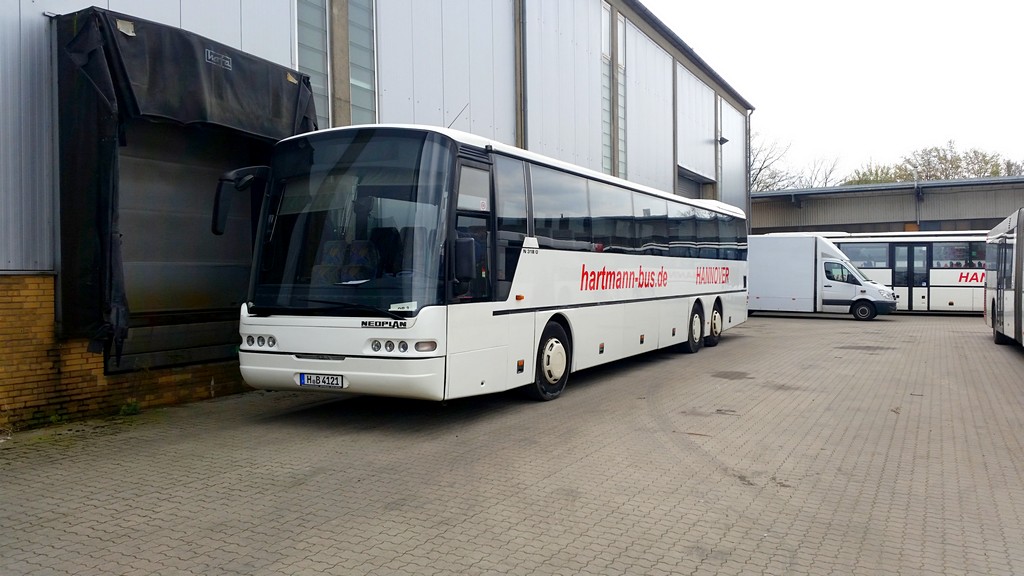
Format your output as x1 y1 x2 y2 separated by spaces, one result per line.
527 322 570 401
704 304 723 347
681 306 703 354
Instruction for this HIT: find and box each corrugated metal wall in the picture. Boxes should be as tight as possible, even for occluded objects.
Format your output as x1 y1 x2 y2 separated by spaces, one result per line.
751 182 1024 232
2 2 54 271
676 63 715 180
524 0 604 170
2 0 295 273
720 101 747 212
623 19 673 193
376 0 517 143
753 193 916 230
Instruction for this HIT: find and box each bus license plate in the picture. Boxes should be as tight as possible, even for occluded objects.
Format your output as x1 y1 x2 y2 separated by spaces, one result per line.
298 373 347 388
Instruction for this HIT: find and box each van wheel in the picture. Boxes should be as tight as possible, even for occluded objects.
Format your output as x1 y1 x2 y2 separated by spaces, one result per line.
704 304 723 347
852 301 876 321
526 322 570 401
681 306 704 354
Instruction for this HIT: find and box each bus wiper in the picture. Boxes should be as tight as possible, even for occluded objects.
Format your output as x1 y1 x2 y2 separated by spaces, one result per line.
302 299 406 320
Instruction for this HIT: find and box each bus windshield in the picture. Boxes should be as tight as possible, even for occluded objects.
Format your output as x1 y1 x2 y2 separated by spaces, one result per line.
250 129 454 317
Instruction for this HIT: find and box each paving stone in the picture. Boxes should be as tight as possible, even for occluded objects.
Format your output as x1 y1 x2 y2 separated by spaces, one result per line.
1 315 1021 575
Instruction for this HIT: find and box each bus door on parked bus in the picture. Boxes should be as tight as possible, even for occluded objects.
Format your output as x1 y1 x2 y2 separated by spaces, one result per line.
992 237 1010 337
892 243 929 311
837 232 987 313
988 216 1021 345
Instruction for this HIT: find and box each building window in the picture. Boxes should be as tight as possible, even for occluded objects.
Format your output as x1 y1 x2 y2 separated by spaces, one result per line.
349 0 377 125
601 5 627 179
601 3 612 175
298 0 331 128
616 13 627 179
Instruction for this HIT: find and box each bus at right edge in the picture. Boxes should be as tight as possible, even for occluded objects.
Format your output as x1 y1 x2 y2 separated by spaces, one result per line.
986 208 1023 345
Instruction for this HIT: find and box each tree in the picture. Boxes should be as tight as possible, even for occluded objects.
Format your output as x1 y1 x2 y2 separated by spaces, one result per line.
749 133 843 191
1003 159 1024 176
749 134 797 192
843 141 1019 184
794 157 842 189
845 161 900 185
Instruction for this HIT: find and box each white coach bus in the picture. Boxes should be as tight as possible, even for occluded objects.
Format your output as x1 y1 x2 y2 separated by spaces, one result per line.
213 125 747 401
986 209 1023 345
824 231 988 313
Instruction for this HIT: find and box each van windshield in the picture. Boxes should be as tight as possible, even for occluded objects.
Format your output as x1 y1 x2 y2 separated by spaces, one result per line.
844 261 870 283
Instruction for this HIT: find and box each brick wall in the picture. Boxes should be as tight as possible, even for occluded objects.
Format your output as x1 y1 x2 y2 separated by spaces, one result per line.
0 275 249 431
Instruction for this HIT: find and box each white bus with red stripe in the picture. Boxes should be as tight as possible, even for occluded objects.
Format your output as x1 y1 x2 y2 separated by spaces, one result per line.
823 231 988 313
986 209 1022 345
213 125 747 401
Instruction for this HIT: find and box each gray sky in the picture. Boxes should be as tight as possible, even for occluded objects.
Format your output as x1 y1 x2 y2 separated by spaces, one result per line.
639 0 1024 178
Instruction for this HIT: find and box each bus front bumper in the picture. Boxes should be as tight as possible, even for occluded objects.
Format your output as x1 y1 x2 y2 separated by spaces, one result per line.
239 351 447 401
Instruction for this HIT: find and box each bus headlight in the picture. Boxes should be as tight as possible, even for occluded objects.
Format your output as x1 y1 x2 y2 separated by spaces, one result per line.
415 341 437 352
244 334 277 349
385 341 395 352
398 341 408 353
372 340 382 352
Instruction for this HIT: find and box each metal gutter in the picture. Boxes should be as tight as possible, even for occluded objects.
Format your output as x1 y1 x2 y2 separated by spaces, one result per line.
751 176 1024 199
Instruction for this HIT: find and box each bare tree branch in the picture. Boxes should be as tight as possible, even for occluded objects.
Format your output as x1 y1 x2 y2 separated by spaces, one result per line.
749 133 797 192
794 157 842 189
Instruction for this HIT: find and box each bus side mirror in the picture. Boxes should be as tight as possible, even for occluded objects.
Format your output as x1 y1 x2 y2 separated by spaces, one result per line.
212 166 269 235
455 237 476 282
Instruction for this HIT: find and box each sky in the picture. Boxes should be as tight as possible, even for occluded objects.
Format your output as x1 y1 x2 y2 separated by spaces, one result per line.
639 0 1024 178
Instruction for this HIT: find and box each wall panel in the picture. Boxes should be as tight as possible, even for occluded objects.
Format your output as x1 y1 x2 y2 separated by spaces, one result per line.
623 20 673 193
720 101 747 212
524 0 603 170
180 0 242 52
377 0 515 142
4 0 294 273
676 63 715 180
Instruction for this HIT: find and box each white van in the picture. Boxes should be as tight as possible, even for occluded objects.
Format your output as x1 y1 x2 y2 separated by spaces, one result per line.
748 233 897 320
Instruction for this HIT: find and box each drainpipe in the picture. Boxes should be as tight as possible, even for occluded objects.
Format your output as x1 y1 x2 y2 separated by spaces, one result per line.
913 168 921 226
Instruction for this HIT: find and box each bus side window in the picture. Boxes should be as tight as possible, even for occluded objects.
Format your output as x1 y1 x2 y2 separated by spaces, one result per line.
454 216 491 299
453 164 493 301
494 156 528 301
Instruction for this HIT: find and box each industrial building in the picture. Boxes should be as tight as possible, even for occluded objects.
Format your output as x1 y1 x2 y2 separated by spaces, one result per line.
1 0 752 428
751 177 1024 234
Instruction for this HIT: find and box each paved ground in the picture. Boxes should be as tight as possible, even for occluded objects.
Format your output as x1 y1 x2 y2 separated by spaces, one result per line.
1 314 1023 575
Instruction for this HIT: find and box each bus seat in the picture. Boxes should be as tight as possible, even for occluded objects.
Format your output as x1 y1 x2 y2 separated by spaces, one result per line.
338 240 379 281
311 240 347 285
400 226 429 271
370 227 402 276
316 240 347 265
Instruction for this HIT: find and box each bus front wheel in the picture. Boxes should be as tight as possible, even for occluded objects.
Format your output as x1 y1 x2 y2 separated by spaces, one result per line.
681 306 703 354
527 322 570 401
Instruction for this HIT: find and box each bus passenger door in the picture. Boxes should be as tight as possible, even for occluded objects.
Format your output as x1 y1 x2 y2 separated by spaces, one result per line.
446 163 510 399
893 244 928 311
993 239 1009 335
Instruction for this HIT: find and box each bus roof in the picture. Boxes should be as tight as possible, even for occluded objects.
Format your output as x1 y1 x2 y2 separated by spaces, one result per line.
823 231 988 243
284 124 747 221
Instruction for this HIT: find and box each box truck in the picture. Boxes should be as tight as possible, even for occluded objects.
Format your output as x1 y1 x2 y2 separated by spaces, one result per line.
748 234 897 320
